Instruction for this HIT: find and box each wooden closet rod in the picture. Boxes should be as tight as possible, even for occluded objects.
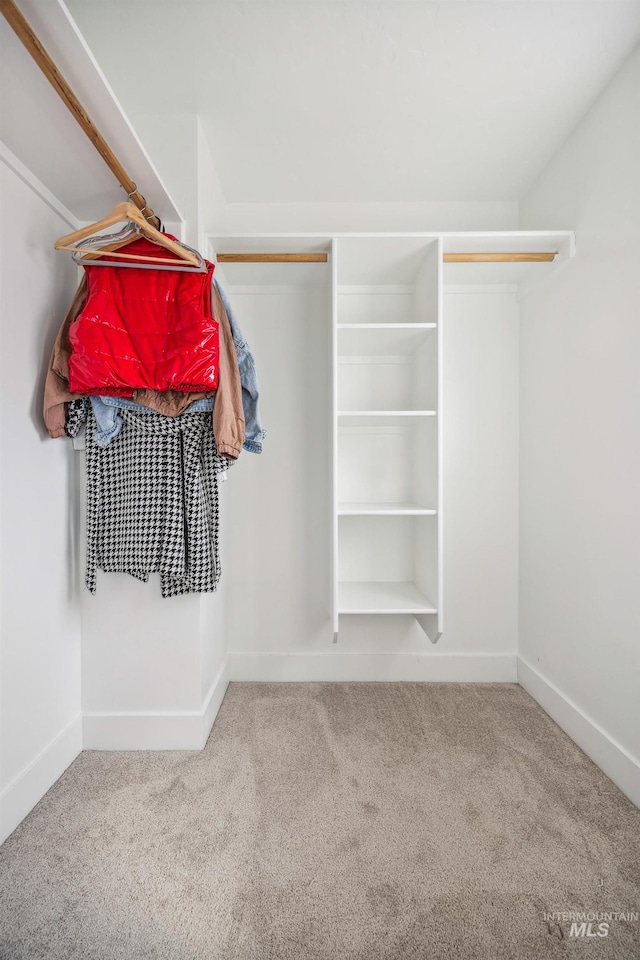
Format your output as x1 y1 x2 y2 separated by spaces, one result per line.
216 252 557 264
444 252 557 263
217 253 328 264
0 0 161 229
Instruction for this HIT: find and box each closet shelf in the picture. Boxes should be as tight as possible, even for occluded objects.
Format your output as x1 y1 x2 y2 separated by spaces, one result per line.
337 323 436 328
338 502 437 516
337 324 436 357
332 237 444 642
337 411 436 426
338 581 437 615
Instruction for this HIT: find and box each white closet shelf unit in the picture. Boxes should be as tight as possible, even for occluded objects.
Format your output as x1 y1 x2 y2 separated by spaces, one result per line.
208 230 575 645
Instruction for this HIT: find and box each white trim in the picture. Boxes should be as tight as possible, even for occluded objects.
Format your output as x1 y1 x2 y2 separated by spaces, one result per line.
435 237 444 639
228 652 517 683
518 658 640 809
208 231 575 240
0 140 79 229
201 659 231 747
0 713 82 845
331 238 339 639
82 659 230 751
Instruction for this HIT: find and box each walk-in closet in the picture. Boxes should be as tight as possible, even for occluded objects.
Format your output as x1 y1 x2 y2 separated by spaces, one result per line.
1 2 639 958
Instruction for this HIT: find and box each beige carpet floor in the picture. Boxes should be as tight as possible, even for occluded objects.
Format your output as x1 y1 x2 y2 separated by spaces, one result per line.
0 682 638 960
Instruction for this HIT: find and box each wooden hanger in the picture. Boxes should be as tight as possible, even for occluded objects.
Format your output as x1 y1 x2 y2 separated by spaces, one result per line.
54 202 202 269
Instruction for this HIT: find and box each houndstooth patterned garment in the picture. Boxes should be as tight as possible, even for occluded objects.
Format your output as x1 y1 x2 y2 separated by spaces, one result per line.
66 398 229 597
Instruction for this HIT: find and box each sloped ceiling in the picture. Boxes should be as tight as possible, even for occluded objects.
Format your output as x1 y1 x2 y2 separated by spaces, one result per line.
66 1 640 203
0 0 184 221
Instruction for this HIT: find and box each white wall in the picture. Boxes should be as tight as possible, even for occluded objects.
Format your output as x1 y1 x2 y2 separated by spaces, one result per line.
81 575 203 712
0 149 83 843
442 291 519 657
210 201 519 236
80 568 229 750
0 110 230 766
0 4 229 837
76 117 230 752
224 290 332 661
197 118 227 252
223 284 519 679
123 112 198 240
518 43 640 804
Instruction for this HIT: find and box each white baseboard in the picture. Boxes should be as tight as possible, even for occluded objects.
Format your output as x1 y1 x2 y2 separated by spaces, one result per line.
0 713 83 845
518 657 640 809
228 652 517 682
201 659 232 744
82 659 230 750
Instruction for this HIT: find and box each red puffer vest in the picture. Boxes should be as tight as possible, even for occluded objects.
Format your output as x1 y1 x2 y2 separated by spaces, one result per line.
68 236 218 395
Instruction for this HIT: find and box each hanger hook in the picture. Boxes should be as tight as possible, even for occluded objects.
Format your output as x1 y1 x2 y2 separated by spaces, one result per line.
126 182 159 228
126 183 150 221
139 198 156 225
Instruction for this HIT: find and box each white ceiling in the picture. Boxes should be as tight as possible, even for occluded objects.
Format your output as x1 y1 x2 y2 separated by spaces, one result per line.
65 1 640 204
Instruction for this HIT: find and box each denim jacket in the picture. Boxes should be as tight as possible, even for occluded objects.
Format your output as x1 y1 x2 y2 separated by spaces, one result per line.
214 280 265 454
90 395 213 447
